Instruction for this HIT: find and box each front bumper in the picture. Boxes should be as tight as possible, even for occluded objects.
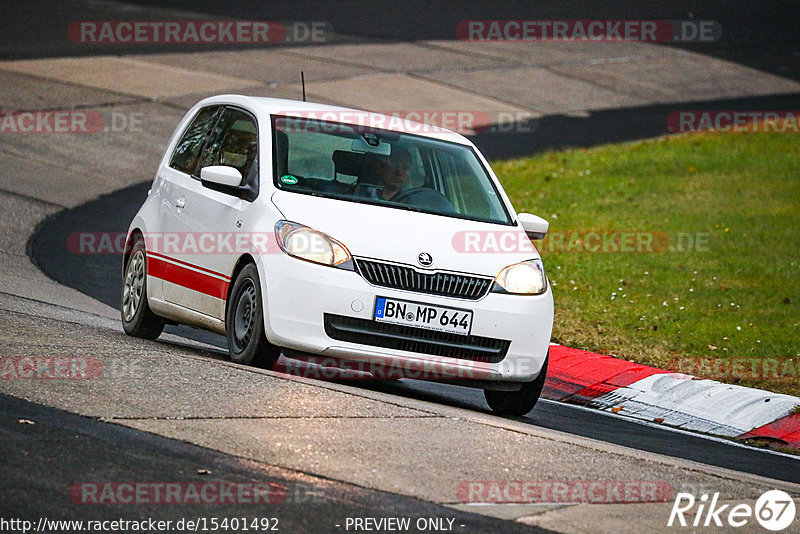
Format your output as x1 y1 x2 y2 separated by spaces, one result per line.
257 253 554 382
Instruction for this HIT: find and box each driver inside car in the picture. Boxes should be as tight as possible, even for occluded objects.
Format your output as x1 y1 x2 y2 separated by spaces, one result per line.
375 147 412 201
356 148 412 202
357 147 456 213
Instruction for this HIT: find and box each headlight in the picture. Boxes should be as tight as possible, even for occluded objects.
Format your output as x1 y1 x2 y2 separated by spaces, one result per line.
493 259 547 295
275 221 352 267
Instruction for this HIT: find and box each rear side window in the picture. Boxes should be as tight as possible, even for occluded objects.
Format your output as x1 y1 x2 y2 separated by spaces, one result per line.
169 106 220 175
197 108 259 185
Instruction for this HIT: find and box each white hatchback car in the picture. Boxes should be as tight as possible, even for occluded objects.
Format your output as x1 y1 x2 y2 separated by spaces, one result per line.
122 95 554 415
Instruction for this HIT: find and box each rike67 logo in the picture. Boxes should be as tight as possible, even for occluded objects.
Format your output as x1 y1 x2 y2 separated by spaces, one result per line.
668 490 796 531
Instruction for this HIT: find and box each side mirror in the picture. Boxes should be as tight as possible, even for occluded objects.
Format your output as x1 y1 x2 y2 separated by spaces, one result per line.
200 165 243 187
518 213 549 240
198 165 257 201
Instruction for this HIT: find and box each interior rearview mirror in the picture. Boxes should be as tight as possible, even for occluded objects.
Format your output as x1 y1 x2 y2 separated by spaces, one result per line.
517 213 549 240
351 136 391 155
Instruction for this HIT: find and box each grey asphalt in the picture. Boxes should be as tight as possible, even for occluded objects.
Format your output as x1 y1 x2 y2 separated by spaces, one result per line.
3 1 800 532
0 393 554 534
1 289 793 533
2 1 798 83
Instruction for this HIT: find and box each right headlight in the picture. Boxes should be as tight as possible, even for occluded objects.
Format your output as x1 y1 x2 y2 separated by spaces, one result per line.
274 221 352 268
493 259 547 295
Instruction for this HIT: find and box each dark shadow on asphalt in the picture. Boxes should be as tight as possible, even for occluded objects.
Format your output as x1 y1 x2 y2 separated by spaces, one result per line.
2 1 798 81
471 92 800 160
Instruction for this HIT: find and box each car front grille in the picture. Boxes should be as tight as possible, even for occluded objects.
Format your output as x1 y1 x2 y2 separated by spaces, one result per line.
355 258 493 300
323 314 510 364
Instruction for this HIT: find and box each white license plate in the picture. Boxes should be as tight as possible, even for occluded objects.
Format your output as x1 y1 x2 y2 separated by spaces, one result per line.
373 297 473 336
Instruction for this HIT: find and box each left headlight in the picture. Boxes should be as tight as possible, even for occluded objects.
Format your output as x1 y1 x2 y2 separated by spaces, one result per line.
493 259 547 295
275 221 352 268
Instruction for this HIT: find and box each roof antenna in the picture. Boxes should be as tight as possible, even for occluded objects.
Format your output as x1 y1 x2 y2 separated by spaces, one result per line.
301 71 306 102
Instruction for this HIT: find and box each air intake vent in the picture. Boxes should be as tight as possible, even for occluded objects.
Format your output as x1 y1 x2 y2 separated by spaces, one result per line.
324 314 509 364
355 259 493 300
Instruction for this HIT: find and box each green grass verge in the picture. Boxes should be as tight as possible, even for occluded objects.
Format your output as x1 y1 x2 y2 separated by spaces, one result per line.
493 131 800 397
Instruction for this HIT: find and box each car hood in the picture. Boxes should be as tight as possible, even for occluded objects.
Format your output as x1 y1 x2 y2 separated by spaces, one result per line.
271 190 540 277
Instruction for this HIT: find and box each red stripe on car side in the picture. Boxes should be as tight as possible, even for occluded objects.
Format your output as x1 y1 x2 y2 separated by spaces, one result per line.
147 251 231 281
147 254 230 300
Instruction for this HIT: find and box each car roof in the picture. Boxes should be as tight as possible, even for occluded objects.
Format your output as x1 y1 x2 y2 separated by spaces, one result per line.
196 94 473 145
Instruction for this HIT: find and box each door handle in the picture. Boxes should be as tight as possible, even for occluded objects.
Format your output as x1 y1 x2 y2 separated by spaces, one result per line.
175 197 186 209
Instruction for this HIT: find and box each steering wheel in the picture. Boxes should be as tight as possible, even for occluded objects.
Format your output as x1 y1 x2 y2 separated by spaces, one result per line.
390 187 455 213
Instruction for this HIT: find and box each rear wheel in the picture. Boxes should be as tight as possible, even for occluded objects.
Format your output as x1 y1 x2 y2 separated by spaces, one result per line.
226 263 280 368
484 352 548 416
121 236 165 339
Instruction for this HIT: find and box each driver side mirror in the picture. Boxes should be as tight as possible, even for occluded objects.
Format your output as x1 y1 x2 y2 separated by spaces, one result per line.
518 213 549 240
199 165 258 202
200 165 243 187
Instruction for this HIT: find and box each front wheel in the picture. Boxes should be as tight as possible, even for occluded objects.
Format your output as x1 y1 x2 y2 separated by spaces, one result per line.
226 263 280 368
484 352 548 416
121 236 165 339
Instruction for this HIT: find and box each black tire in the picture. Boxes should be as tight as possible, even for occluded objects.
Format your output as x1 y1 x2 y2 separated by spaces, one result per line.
226 263 280 368
484 352 549 416
121 236 165 340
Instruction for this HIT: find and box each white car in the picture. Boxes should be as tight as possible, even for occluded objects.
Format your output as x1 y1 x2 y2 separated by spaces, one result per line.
121 95 554 415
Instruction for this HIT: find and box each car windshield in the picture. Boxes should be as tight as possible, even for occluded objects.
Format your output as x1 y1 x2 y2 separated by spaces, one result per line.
271 115 513 225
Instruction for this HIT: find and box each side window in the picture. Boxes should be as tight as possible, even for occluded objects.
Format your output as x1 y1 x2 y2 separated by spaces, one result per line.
169 106 220 175
197 108 259 185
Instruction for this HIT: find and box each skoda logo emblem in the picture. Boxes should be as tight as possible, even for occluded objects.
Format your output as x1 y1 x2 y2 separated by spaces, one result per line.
417 252 433 267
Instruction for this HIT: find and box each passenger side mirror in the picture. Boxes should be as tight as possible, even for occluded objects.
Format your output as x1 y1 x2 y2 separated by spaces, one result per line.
200 165 243 187
518 213 549 240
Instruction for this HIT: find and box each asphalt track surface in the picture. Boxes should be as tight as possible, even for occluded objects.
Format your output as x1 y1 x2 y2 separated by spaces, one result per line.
0 393 555 534
29 180 800 486
2 1 798 83
2 1 798 161
8 0 800 526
